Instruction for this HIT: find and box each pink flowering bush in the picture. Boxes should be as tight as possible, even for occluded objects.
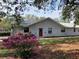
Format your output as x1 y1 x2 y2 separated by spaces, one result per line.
3 32 40 58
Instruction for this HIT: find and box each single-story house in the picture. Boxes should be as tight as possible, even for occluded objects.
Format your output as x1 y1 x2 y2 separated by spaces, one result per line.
20 18 79 37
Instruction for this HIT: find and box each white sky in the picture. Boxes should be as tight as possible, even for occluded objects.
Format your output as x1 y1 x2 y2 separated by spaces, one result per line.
23 6 62 19
0 0 62 19
22 0 62 19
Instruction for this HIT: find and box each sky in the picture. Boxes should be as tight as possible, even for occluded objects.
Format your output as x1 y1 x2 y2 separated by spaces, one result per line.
22 0 62 19
0 0 63 19
22 5 62 19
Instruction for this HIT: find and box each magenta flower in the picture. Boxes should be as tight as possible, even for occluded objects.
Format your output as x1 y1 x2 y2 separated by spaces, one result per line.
3 32 39 49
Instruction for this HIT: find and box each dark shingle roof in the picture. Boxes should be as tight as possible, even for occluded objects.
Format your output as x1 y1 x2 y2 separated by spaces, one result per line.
21 17 79 28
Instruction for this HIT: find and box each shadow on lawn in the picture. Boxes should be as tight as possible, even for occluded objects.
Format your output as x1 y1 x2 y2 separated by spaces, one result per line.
1 42 79 59
31 49 79 59
0 47 79 59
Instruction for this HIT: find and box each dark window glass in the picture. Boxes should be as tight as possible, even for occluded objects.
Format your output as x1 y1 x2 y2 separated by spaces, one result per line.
24 27 29 32
61 28 65 32
48 28 52 34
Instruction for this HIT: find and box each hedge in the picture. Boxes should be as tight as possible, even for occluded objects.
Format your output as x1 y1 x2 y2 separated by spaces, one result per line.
0 32 10 36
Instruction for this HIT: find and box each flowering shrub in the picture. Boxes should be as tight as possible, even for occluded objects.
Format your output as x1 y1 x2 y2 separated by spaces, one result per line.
3 32 39 58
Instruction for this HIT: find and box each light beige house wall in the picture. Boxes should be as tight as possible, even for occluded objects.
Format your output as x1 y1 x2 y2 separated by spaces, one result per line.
29 19 65 37
21 18 79 37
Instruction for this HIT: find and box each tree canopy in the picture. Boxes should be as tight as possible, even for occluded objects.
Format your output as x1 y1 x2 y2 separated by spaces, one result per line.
0 0 79 24
0 17 11 30
62 0 79 24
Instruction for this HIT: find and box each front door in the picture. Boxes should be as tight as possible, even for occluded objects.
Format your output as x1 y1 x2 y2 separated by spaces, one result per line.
39 28 43 37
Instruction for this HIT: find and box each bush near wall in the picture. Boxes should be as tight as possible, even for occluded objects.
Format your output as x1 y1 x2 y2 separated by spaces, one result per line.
0 32 10 36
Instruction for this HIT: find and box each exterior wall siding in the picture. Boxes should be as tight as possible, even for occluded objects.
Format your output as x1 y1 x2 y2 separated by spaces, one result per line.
29 20 66 37
65 28 79 36
22 19 79 37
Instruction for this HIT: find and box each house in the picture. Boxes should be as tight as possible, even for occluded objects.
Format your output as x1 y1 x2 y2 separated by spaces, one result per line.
21 18 79 37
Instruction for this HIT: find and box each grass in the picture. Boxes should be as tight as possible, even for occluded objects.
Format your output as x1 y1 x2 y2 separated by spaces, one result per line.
39 39 65 45
39 37 79 45
0 49 9 57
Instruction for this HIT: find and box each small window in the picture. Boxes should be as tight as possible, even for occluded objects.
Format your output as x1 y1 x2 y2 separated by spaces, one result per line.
48 28 52 34
24 27 29 32
61 28 65 32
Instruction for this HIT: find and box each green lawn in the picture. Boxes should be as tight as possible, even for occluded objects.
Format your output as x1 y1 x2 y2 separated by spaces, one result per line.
39 37 79 45
0 49 9 57
39 39 65 45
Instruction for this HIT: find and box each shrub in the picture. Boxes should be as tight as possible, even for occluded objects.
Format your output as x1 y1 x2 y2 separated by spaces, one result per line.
0 32 10 36
3 32 40 58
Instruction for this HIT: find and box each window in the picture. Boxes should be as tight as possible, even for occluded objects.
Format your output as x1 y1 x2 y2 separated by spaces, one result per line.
48 28 52 34
24 27 29 32
61 28 65 32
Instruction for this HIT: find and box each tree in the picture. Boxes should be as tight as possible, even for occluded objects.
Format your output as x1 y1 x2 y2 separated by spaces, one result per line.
2 0 78 33
0 17 11 30
62 0 79 22
62 0 79 32
0 0 59 34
